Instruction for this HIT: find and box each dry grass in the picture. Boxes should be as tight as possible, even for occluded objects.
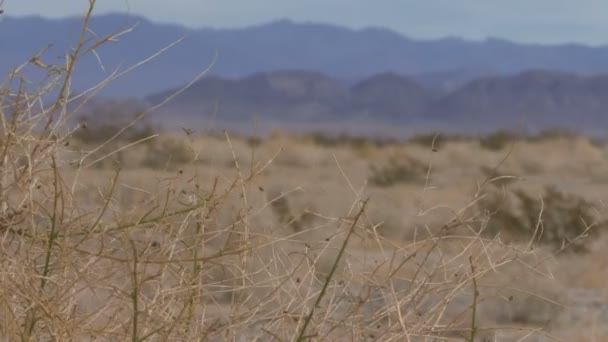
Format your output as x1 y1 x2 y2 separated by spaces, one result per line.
0 3 606 341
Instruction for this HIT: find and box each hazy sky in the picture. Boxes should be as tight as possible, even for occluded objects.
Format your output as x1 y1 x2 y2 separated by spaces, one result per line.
4 0 608 45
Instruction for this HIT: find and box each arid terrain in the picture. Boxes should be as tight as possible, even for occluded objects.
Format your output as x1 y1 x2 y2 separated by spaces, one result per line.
3 3 608 341
6 127 603 341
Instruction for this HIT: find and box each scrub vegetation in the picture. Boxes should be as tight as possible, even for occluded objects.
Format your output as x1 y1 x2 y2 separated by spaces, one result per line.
0 2 605 340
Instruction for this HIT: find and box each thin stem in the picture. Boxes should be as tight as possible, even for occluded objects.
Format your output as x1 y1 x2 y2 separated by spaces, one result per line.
296 199 368 342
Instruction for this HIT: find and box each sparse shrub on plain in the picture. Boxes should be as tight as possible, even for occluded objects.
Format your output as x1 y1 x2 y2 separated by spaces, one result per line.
351 140 377 159
407 132 468 150
527 128 577 143
309 132 396 148
72 109 159 168
73 121 157 144
369 154 428 186
73 101 158 144
477 185 604 253
246 135 263 148
268 190 317 232
407 132 445 150
141 137 193 169
478 130 521 150
408 129 595 153
309 132 341 147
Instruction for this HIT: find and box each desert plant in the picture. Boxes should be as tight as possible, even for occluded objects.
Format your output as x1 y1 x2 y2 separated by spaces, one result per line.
478 130 521 150
72 100 158 144
369 154 428 186
479 165 522 187
141 137 193 169
73 120 157 145
408 132 468 150
477 185 604 253
310 132 396 148
0 2 576 341
527 128 577 143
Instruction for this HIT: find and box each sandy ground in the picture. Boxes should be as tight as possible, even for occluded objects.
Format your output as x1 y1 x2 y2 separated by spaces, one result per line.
6 132 608 341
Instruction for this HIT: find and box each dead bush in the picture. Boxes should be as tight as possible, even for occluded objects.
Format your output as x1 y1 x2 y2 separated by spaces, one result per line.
477 185 605 253
478 130 521 151
141 138 192 169
369 154 428 186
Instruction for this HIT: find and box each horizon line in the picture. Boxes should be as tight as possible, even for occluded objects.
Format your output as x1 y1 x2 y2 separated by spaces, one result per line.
3 12 608 48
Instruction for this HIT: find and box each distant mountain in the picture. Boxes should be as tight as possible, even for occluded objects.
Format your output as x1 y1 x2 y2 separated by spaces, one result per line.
349 72 435 121
428 70 608 131
144 69 608 134
413 68 503 93
6 14 608 97
146 70 349 122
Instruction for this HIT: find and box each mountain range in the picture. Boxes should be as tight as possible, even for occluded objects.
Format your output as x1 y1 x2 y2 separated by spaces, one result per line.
144 70 608 134
4 14 608 135
5 14 608 97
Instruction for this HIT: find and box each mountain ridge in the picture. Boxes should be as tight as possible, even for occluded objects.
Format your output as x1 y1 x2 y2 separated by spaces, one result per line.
142 69 608 134
5 14 608 97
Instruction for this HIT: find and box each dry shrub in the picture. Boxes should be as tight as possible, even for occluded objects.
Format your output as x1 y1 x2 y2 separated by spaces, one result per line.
141 137 193 169
72 118 158 169
368 153 429 186
477 185 605 253
479 165 522 187
478 130 521 151
309 132 395 149
0 2 579 341
527 128 578 143
407 132 468 151
74 118 157 145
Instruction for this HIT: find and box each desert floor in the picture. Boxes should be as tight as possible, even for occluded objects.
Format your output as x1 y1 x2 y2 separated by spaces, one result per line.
4 129 608 341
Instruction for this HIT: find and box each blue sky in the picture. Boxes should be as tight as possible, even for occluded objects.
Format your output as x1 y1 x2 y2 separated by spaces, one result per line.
4 0 608 45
